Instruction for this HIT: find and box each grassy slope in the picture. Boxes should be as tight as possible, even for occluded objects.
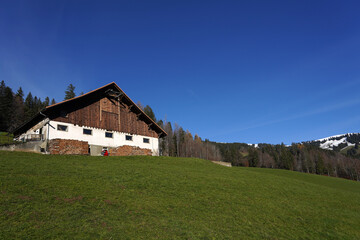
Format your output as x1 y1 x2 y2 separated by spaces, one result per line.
0 151 359 239
0 132 15 145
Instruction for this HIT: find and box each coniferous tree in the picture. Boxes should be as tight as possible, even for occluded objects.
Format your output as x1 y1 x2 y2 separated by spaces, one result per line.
44 97 50 107
51 98 56 105
248 148 259 167
24 92 34 121
16 87 24 99
0 83 14 131
64 84 76 100
0 81 7 131
0 81 5 94
3 86 14 131
144 105 156 122
12 87 25 130
33 96 39 111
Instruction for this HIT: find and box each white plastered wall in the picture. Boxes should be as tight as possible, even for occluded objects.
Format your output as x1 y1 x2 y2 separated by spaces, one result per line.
47 120 159 155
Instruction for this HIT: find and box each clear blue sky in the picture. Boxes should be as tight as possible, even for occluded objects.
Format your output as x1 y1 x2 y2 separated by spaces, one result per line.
1 0 360 144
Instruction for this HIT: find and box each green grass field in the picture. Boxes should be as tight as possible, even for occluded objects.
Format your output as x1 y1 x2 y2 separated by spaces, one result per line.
0 132 16 145
1 151 360 239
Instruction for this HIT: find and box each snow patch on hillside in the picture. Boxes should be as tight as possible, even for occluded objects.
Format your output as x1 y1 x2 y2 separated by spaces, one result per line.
316 134 349 142
313 133 359 151
247 143 259 148
320 137 347 150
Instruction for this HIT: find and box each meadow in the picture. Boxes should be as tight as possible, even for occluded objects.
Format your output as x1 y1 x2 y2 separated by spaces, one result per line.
0 132 16 145
0 151 359 239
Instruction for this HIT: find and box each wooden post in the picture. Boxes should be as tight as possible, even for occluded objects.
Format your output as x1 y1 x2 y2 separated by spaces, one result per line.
100 98 102 122
118 97 121 131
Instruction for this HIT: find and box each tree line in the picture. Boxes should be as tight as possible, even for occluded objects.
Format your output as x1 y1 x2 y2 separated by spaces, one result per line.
136 102 222 161
0 80 56 132
0 81 80 133
214 142 360 181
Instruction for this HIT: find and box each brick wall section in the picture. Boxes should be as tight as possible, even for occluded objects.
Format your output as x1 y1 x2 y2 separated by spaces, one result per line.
109 145 152 156
49 139 88 155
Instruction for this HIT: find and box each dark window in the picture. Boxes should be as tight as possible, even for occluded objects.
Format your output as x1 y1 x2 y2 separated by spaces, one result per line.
105 132 113 138
125 135 133 141
83 129 92 135
57 124 68 131
143 138 150 143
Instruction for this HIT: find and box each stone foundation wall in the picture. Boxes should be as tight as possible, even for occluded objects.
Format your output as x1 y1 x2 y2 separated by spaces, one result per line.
109 145 152 156
49 139 88 155
0 141 42 153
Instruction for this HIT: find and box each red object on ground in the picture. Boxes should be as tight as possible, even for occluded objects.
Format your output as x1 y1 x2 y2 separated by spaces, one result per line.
103 150 109 156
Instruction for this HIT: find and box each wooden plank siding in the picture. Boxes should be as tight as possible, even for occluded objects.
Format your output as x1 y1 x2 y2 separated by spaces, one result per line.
53 96 159 138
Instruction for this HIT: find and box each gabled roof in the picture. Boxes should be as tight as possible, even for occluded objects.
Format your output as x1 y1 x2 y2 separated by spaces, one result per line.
13 82 167 137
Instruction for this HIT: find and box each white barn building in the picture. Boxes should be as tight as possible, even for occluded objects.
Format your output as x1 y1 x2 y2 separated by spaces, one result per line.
13 82 166 156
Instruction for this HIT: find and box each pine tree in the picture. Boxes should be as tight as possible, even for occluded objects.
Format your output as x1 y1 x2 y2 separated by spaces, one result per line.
24 92 34 120
64 84 76 100
0 84 14 131
0 81 5 96
44 97 50 107
144 105 156 122
51 98 56 105
13 87 25 130
248 148 259 167
0 81 7 131
33 96 39 110
16 87 24 100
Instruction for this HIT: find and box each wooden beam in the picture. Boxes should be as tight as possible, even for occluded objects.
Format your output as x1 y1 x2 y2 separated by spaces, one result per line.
100 98 102 122
118 97 121 131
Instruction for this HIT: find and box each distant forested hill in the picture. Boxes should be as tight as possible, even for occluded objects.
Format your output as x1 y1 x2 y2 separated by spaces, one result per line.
304 133 360 156
212 135 360 181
